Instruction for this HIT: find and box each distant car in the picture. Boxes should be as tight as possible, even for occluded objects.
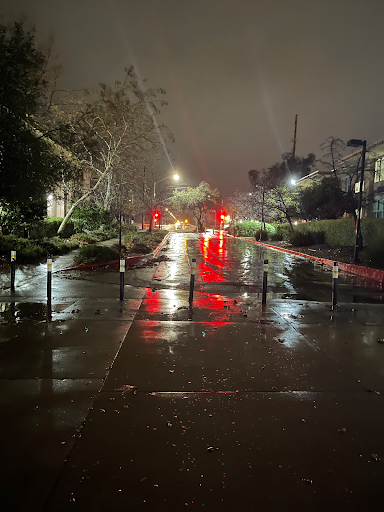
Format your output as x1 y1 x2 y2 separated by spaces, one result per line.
176 224 196 233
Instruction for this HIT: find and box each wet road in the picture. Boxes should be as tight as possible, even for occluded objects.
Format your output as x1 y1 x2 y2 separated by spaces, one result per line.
156 231 384 303
1 232 384 511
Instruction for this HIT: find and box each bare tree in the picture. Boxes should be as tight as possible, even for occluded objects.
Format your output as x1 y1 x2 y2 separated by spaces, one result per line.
319 136 346 187
55 67 173 234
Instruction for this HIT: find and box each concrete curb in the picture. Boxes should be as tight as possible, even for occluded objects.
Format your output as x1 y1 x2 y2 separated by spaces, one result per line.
59 232 171 272
228 235 384 285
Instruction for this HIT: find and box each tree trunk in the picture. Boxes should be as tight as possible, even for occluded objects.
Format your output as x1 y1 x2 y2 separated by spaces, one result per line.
103 173 112 209
57 189 93 235
286 214 294 232
57 165 111 235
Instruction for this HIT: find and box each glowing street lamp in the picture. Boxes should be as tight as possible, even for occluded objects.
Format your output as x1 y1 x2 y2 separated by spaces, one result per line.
154 173 179 198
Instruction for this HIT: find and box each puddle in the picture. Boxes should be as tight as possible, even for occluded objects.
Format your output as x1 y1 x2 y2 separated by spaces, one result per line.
0 302 72 325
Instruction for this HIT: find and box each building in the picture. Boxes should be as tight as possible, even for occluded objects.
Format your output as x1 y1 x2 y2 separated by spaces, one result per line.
339 138 384 218
297 139 384 218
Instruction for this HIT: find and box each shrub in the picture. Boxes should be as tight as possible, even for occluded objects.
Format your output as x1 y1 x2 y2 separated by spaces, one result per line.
360 236 384 269
70 233 98 244
228 221 275 238
16 244 46 262
0 201 46 235
73 245 120 265
0 234 77 263
255 229 269 241
287 230 325 246
71 203 116 232
39 237 79 255
124 230 167 255
44 217 76 238
89 229 118 241
270 232 284 241
273 223 292 239
123 224 138 233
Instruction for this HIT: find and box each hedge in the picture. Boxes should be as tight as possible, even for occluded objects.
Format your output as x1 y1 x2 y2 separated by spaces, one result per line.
228 221 276 238
278 218 384 247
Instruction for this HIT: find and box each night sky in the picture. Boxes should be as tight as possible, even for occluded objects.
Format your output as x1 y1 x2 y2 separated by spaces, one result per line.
3 0 384 195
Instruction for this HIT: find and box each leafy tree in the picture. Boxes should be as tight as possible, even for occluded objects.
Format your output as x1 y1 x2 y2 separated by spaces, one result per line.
0 199 46 235
299 177 348 220
266 184 299 230
170 181 221 232
0 21 79 215
270 153 316 183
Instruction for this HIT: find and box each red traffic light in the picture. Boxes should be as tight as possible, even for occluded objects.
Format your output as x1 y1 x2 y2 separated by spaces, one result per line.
154 212 159 218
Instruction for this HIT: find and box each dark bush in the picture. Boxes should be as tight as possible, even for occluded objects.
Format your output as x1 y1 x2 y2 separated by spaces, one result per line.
270 232 284 241
39 237 79 255
255 229 269 241
73 245 120 265
72 203 116 232
70 233 98 244
228 221 275 238
287 230 325 246
124 230 167 255
89 229 118 241
360 236 384 269
129 242 152 255
44 217 76 238
0 234 78 263
123 224 138 233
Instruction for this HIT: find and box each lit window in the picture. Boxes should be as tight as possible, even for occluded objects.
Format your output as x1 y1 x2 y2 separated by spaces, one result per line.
374 158 384 183
372 199 384 218
344 175 351 192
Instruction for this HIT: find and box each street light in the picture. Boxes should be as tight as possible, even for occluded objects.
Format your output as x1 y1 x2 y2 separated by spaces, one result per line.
154 173 179 198
347 138 367 263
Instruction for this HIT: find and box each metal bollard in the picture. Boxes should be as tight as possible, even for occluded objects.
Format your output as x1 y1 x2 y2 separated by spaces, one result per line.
332 261 338 310
262 259 268 305
47 254 52 303
119 256 125 301
189 258 196 303
11 250 16 291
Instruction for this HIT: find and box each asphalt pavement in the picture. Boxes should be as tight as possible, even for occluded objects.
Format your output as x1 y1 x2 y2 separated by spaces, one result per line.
1 232 384 511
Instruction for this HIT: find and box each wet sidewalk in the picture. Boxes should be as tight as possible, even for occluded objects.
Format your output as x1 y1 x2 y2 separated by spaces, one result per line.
1 233 384 511
0 238 120 291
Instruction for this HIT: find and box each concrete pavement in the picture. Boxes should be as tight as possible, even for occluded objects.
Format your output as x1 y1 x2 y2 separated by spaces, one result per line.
1 233 384 511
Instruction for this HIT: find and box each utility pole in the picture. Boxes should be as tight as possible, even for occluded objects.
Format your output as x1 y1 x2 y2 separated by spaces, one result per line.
142 167 145 230
292 114 298 159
